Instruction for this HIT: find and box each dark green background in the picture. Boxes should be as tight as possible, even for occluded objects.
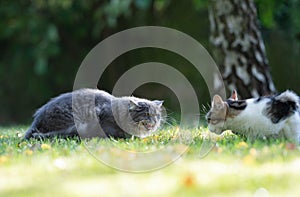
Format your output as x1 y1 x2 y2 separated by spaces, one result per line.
1 0 300 125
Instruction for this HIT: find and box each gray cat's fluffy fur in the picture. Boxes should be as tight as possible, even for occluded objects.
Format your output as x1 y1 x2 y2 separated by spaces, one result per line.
24 89 164 140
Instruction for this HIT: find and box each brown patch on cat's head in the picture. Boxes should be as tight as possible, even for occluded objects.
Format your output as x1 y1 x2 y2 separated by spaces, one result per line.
206 95 228 134
206 90 246 134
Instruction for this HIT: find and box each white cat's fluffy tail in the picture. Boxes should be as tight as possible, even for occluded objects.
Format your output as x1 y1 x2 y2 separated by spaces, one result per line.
276 90 299 106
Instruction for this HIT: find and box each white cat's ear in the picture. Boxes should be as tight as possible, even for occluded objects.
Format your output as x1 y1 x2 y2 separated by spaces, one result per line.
153 100 164 107
230 90 238 101
212 95 225 109
129 100 140 111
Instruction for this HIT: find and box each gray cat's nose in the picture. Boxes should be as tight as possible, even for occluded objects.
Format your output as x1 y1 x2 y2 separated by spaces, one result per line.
206 116 211 122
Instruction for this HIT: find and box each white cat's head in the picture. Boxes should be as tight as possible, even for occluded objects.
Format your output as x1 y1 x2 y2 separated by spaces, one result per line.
206 90 245 134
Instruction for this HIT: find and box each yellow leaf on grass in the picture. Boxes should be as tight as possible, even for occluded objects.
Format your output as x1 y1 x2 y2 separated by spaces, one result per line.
237 141 248 149
0 156 8 164
212 146 223 154
25 150 33 156
243 155 256 165
41 144 51 150
249 148 257 156
183 174 196 187
0 135 8 139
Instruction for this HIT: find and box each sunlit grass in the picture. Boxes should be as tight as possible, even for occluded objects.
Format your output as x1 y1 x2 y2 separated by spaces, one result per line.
1 126 300 196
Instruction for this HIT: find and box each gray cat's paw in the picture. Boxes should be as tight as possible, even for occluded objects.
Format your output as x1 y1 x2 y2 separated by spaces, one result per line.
32 133 46 140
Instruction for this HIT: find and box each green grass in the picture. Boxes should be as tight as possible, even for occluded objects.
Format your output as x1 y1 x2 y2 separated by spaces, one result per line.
1 126 300 196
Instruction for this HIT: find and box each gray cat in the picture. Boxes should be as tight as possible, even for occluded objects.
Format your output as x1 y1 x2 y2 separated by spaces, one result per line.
24 89 164 140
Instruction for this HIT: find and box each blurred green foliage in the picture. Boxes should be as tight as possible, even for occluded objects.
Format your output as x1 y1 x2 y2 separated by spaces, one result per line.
256 0 300 37
1 0 300 124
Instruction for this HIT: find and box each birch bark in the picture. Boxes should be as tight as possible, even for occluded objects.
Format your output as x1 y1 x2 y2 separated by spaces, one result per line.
209 0 276 98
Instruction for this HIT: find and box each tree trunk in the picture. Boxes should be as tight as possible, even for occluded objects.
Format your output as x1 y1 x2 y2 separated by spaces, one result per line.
209 0 276 98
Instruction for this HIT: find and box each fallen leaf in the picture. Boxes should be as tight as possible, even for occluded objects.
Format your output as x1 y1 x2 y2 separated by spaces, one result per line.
285 143 296 151
183 174 196 187
249 148 257 156
237 141 248 149
0 156 8 164
41 144 51 150
25 150 33 156
243 155 256 165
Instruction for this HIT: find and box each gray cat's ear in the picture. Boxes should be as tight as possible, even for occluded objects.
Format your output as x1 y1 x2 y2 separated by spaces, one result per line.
129 100 140 111
229 90 238 101
212 95 225 109
153 100 164 107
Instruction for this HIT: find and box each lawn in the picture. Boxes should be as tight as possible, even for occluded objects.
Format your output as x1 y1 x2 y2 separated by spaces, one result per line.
1 126 300 196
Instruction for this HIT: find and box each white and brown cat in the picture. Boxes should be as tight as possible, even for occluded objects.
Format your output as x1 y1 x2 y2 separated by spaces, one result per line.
206 90 300 142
